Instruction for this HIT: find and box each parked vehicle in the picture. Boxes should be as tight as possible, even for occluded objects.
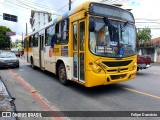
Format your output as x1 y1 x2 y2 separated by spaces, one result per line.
0 52 19 68
137 55 151 71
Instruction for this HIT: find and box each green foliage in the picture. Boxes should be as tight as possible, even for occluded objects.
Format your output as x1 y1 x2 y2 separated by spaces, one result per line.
0 26 12 50
137 27 152 45
12 39 23 50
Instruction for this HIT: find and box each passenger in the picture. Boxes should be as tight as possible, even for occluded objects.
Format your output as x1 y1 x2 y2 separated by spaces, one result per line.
97 28 105 46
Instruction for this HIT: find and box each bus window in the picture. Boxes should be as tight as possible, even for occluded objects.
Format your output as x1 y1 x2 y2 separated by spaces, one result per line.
33 33 38 47
55 20 68 44
73 24 77 50
24 39 27 48
45 25 55 46
80 22 85 51
29 36 33 47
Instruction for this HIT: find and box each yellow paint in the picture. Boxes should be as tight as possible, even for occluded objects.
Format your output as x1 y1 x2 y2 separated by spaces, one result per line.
70 10 86 22
31 90 38 93
123 87 160 100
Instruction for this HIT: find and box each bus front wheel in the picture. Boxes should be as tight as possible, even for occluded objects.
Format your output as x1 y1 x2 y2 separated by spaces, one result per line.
58 63 68 85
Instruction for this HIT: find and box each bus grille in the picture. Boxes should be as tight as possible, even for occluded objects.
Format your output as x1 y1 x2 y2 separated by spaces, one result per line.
110 74 127 80
107 68 128 72
102 60 132 67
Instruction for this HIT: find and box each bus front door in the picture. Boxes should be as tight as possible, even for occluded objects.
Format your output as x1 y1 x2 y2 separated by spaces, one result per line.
73 20 85 82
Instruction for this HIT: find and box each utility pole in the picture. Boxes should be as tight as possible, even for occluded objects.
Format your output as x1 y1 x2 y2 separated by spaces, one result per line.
69 0 71 10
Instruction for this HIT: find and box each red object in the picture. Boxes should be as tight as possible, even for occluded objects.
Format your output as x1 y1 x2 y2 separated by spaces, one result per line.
137 55 151 71
49 48 52 57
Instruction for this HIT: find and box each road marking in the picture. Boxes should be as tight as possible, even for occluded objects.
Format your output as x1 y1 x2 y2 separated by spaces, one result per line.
8 69 69 120
123 87 160 100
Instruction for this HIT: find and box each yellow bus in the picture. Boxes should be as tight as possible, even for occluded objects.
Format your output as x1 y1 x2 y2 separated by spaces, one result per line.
24 1 137 87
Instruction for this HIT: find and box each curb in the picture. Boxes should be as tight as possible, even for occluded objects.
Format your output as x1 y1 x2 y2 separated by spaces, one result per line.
0 76 17 120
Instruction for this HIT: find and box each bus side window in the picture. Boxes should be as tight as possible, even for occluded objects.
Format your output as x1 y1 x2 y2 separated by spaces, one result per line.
73 24 77 51
29 36 33 47
55 23 60 44
24 39 27 48
45 25 55 46
33 33 38 47
55 19 69 44
80 22 85 51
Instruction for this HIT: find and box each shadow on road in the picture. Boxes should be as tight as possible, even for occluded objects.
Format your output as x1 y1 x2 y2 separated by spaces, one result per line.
66 82 133 97
136 71 151 76
21 65 134 97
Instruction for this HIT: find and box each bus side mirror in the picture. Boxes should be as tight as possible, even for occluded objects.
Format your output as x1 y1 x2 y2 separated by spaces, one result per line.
89 18 95 32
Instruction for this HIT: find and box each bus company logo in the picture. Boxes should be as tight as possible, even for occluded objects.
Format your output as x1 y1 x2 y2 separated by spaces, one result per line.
2 112 11 117
117 68 121 72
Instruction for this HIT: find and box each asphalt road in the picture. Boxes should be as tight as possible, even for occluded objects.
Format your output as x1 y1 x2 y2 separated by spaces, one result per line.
0 59 160 119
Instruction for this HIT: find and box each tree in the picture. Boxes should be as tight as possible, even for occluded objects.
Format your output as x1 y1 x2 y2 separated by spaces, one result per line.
137 27 152 47
0 26 12 50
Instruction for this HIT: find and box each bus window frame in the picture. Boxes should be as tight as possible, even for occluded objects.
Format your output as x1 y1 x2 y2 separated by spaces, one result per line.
45 24 55 46
29 36 33 47
55 19 69 45
33 33 39 47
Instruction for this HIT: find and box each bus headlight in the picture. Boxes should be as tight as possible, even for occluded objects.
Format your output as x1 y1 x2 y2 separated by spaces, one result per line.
132 63 137 70
89 62 105 74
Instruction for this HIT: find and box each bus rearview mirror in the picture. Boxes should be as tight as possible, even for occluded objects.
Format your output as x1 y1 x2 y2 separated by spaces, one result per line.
89 18 95 32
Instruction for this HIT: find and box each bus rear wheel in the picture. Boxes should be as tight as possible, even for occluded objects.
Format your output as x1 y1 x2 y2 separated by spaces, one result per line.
58 63 68 85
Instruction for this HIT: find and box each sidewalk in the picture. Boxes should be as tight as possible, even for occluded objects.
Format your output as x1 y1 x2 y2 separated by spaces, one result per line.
0 76 16 120
0 60 55 120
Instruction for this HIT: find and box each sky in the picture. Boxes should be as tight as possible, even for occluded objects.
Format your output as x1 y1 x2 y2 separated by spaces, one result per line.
0 0 160 42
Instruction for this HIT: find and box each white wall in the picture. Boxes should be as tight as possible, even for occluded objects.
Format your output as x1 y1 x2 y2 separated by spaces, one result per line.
32 12 50 31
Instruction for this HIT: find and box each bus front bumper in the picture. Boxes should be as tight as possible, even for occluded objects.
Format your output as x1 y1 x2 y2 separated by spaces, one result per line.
85 70 136 87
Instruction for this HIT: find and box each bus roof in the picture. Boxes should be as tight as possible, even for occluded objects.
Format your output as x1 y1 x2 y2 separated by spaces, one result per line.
52 1 133 24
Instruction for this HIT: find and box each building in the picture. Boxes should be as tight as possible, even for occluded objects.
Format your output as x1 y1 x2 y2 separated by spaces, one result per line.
150 37 160 63
139 37 160 63
30 10 52 32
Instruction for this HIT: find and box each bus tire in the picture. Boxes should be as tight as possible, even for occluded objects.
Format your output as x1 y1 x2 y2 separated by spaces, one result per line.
58 63 68 85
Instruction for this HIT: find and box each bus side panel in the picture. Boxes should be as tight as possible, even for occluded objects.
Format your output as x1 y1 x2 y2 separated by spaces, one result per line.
32 47 40 67
44 46 56 73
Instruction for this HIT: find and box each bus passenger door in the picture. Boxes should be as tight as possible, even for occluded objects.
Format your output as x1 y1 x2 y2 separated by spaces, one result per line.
73 20 85 82
39 34 45 68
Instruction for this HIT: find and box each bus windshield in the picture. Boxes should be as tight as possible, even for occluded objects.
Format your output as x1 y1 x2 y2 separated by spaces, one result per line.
89 17 136 58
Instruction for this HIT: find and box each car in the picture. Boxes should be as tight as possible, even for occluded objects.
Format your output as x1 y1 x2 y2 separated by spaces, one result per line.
137 55 151 71
0 52 19 68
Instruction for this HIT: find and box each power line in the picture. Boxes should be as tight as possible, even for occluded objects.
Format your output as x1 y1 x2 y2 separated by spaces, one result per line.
5 0 39 10
15 0 45 11
4 0 61 16
18 0 57 10
15 0 61 16
17 0 58 12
